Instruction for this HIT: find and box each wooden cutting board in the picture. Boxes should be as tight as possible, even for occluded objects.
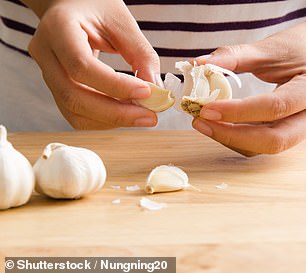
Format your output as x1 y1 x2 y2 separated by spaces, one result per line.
1 130 306 273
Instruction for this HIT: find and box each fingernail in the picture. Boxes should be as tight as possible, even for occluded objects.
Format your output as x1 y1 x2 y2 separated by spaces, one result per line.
134 117 157 127
155 74 165 88
133 86 151 99
193 120 213 136
200 108 222 121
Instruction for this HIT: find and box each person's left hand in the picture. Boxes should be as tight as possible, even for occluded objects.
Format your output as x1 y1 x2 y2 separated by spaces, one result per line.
192 22 306 156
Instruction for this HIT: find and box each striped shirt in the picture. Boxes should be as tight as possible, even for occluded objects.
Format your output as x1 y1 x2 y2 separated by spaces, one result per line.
1 0 306 77
0 0 306 132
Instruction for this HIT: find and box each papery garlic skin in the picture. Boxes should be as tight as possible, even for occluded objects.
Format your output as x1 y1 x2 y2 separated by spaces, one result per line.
175 61 241 117
34 143 106 199
0 125 34 210
135 82 175 112
139 197 167 211
144 165 189 194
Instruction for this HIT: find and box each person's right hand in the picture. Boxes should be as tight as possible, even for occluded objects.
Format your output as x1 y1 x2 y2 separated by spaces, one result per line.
26 0 160 129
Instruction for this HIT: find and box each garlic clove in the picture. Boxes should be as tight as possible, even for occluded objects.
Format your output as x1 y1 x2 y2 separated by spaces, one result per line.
135 82 175 112
144 165 189 194
204 63 242 88
0 125 35 210
34 143 107 199
208 72 232 100
175 61 241 117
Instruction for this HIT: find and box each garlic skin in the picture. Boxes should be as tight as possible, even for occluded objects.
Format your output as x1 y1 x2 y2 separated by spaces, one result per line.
34 143 106 199
144 165 189 194
176 61 241 117
0 125 34 210
135 82 175 112
139 197 167 211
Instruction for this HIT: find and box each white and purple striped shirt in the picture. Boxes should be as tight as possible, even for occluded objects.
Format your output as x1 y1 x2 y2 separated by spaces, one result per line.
1 0 306 76
0 0 306 131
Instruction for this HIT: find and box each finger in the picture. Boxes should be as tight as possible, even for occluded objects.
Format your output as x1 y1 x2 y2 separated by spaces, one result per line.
195 44 282 85
81 23 117 54
56 103 117 130
51 84 158 128
46 20 151 100
200 75 306 123
195 40 303 84
226 147 259 157
193 109 306 155
198 23 306 83
100 4 161 83
195 43 265 73
29 36 158 128
221 144 259 157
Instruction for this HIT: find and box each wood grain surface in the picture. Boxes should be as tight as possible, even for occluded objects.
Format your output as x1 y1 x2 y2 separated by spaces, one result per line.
1 130 306 273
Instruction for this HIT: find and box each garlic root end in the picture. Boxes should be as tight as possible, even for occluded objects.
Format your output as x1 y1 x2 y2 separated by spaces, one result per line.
144 185 154 194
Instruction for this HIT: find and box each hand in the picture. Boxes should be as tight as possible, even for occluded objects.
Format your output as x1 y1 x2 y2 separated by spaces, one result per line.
193 22 306 156
24 0 160 129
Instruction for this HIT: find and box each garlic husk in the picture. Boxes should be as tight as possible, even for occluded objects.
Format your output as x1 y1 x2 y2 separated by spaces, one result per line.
34 143 106 199
139 197 167 211
126 185 141 192
135 82 175 112
144 165 189 194
167 61 241 117
0 125 35 210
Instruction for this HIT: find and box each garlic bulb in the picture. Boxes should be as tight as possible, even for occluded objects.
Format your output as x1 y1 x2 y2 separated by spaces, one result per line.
34 143 106 199
165 62 241 117
0 125 34 210
144 165 189 194
176 61 241 117
135 82 175 112
134 62 240 115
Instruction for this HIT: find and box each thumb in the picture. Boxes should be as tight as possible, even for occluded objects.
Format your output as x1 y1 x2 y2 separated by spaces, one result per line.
195 43 267 73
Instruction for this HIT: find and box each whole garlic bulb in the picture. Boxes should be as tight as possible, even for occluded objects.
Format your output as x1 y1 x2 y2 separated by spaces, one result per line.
34 143 106 199
144 165 189 194
0 125 34 210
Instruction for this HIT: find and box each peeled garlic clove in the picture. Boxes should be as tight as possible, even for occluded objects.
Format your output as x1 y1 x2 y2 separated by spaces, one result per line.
144 165 189 194
208 72 232 100
34 143 106 199
204 63 242 89
176 61 241 117
135 82 175 112
0 125 35 210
